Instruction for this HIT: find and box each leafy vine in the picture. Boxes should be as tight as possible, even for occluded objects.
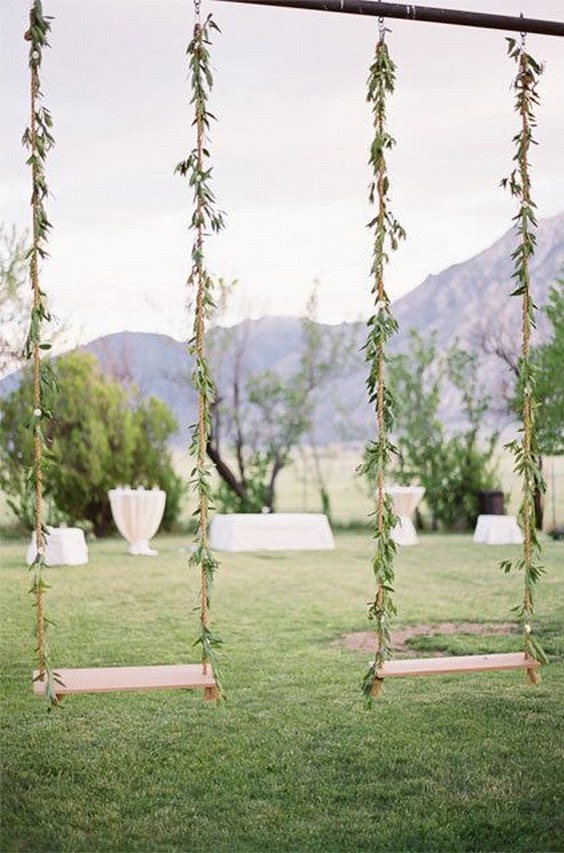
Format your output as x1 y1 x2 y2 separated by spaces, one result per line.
499 37 547 681
360 29 405 703
23 0 60 708
175 11 224 699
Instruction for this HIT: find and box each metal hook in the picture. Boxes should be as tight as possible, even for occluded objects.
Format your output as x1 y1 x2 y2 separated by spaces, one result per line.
519 11 526 50
377 0 385 38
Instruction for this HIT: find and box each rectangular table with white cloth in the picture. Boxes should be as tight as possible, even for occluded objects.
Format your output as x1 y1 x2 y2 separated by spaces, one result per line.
26 527 89 566
209 513 335 552
473 514 523 545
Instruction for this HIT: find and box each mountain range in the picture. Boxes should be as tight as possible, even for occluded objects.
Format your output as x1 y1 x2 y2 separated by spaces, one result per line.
2 212 563 445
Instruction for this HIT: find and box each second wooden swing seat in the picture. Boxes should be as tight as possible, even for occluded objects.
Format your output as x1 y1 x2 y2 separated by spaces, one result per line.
33 663 217 700
376 652 540 679
32 651 539 702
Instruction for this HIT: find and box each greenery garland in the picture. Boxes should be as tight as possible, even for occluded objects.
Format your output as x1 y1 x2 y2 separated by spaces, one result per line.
175 10 224 700
23 0 60 709
360 28 405 703
500 37 547 682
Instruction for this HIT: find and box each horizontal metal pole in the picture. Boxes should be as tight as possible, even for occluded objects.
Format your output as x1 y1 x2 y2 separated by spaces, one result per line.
214 0 564 37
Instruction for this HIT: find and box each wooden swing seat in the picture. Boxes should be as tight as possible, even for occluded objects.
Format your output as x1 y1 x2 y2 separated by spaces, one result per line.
377 652 540 678
33 663 216 699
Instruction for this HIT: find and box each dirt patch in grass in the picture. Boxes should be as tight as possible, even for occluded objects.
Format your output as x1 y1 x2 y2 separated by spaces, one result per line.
340 622 517 654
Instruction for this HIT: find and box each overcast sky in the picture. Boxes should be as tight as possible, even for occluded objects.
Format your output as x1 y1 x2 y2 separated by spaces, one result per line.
1 0 563 346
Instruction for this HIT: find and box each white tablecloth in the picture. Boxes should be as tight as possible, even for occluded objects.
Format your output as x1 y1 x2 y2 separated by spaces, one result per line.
26 527 89 566
209 513 335 552
385 486 426 546
108 487 166 555
473 514 523 545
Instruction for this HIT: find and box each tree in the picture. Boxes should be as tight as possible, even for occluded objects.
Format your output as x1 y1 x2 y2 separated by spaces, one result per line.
212 368 310 511
0 351 183 535
387 330 446 530
480 279 564 528
130 396 185 529
207 349 316 513
1 224 68 380
388 329 500 530
206 282 357 513
0 225 31 378
533 282 564 456
442 347 500 529
297 284 354 522
514 280 564 530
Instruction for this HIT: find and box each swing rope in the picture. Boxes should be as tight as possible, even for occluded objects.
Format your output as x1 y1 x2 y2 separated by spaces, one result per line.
374 26 388 665
30 53 46 675
194 0 211 665
361 17 405 702
500 31 548 683
24 1 59 707
176 0 225 700
29 0 224 704
360 24 546 696
518 33 534 595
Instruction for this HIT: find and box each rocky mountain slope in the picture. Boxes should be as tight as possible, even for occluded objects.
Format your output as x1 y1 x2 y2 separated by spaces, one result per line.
2 212 562 445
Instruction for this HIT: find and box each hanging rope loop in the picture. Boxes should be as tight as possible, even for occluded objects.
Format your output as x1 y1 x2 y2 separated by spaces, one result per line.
499 33 547 686
376 0 386 41
24 0 60 709
360 27 404 704
177 8 225 700
519 12 526 51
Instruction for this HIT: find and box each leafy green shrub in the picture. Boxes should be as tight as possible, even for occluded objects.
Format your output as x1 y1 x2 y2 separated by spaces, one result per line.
433 434 499 530
388 330 500 531
214 451 271 513
0 351 184 535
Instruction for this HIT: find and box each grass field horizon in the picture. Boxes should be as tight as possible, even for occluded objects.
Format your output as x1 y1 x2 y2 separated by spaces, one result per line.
1 443 563 535
177 444 564 530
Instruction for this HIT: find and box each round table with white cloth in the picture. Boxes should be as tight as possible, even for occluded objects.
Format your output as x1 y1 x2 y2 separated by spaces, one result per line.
385 486 426 546
108 487 167 555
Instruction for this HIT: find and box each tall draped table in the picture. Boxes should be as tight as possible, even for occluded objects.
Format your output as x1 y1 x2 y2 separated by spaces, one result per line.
108 487 167 555
385 486 426 546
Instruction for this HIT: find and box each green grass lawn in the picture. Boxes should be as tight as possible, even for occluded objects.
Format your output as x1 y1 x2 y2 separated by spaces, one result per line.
1 532 563 852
